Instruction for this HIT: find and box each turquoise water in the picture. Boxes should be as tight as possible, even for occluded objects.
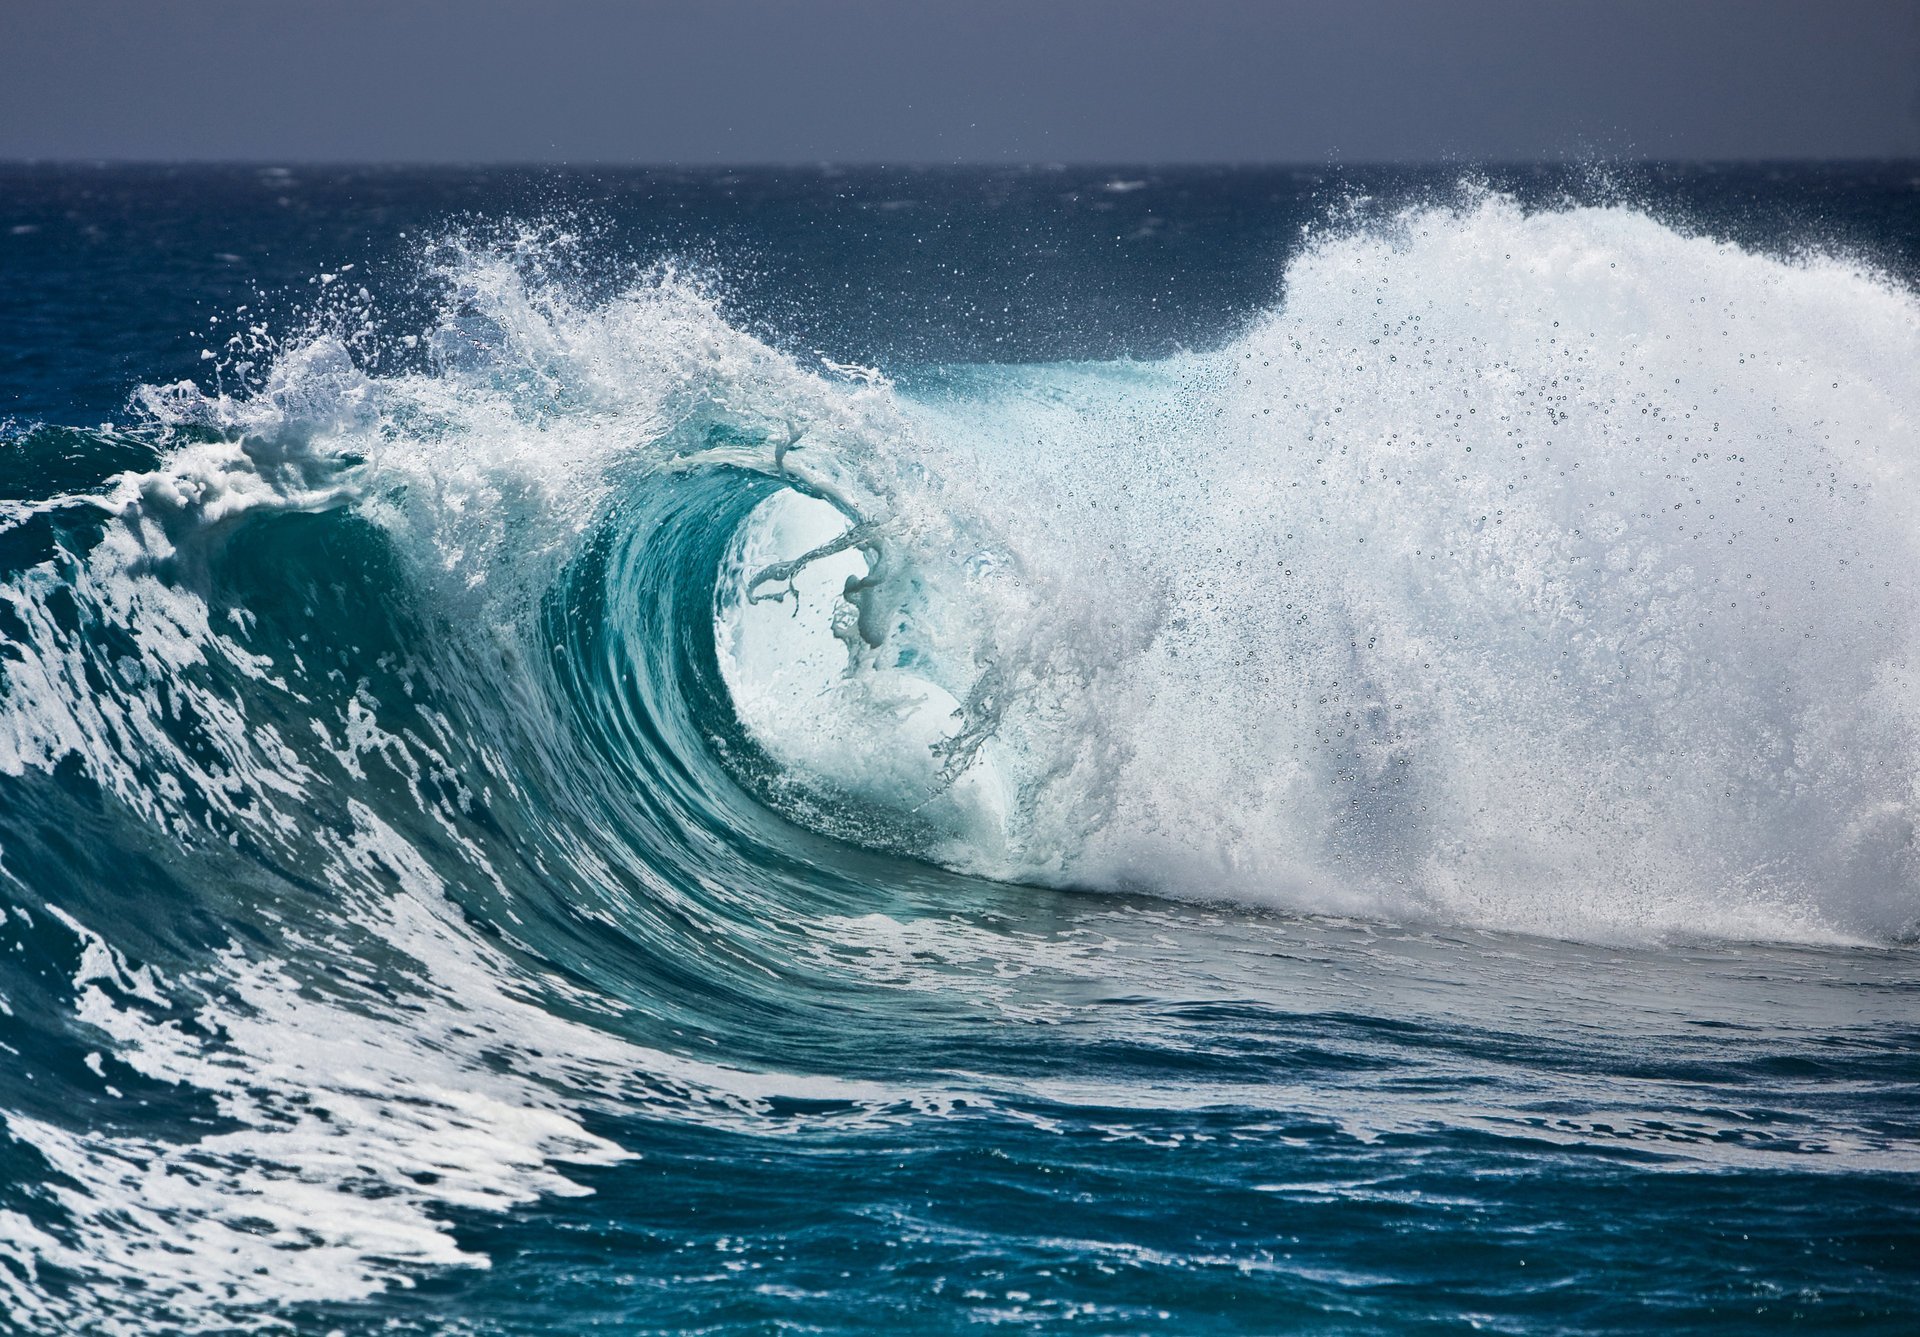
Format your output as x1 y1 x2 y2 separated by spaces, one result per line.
1 166 1918 1333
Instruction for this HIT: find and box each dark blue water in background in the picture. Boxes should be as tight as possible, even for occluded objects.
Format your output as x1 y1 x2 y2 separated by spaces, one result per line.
9 163 1920 422
1 165 1918 1334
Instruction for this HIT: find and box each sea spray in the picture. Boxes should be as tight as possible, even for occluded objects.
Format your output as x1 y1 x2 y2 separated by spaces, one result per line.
724 197 1920 942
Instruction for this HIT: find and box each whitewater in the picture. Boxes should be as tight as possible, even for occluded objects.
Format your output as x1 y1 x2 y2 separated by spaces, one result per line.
1 168 1916 1333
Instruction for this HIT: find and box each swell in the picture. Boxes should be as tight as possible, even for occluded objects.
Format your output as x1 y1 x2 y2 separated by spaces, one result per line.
1 193 1919 1326
0 338 936 1328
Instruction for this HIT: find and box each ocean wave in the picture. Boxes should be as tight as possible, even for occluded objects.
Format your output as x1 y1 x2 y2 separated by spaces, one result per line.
2 193 1918 1328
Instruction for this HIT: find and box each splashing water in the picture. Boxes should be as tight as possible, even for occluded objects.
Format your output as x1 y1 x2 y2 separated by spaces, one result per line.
1 177 1917 1333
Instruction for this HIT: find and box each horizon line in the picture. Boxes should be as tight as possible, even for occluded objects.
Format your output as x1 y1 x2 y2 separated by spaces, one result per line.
5 156 1920 172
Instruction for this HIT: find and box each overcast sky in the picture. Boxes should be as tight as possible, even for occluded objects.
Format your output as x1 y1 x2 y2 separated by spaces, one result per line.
4 0 1918 163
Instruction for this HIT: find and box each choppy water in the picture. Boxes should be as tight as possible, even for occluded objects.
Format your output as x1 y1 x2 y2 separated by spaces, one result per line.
2 165 1918 1334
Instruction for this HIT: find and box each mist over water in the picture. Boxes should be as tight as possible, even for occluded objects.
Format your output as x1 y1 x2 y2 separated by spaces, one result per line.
722 196 1920 943
1 168 1917 1333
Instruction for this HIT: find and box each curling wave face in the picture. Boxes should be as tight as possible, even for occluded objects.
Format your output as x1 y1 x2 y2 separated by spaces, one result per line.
1 194 1918 1330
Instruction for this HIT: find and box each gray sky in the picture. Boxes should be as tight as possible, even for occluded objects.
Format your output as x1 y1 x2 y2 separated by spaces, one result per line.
4 0 1919 163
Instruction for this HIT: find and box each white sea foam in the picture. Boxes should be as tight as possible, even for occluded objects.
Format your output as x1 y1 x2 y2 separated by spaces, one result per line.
0 245 962 1331
725 197 1920 943
0 796 939 1332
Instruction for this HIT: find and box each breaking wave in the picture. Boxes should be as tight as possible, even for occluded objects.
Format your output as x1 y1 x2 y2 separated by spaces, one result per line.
2 193 1918 1328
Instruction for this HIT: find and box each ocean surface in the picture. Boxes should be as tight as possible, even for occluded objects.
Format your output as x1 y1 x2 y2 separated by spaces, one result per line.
2 163 1919 1334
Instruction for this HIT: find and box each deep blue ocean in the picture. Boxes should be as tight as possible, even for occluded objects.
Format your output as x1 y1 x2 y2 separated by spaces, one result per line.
2 164 1919 1334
